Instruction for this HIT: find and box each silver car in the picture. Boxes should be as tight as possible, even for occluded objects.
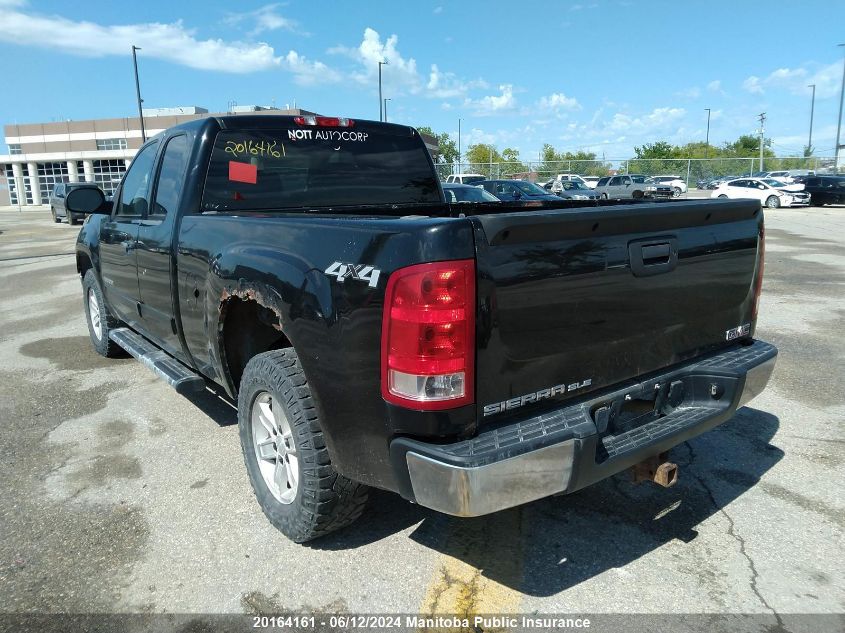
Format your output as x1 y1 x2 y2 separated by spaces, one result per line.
594 174 673 200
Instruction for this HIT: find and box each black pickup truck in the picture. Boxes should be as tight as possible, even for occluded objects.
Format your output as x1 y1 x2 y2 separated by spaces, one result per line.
69 114 777 543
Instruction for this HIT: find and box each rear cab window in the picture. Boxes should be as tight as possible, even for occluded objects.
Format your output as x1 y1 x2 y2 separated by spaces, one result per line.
201 124 441 211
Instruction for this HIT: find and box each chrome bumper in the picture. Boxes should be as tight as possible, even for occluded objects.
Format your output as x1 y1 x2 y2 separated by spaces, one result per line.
406 441 576 517
738 355 776 407
396 340 777 518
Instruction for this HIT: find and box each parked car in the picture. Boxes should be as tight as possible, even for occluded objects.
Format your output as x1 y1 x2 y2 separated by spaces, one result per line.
650 176 688 197
798 175 845 206
762 170 795 184
593 174 673 199
711 178 810 208
442 182 500 203
582 176 601 189
556 180 600 200
445 173 486 185
50 182 103 225
67 114 776 543
705 176 740 190
478 179 561 202
550 173 588 194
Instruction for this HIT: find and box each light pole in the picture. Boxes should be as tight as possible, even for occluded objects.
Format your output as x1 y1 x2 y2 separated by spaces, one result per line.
835 44 845 172
131 45 146 142
378 60 388 122
383 98 391 123
807 84 816 155
757 112 766 172
704 108 711 158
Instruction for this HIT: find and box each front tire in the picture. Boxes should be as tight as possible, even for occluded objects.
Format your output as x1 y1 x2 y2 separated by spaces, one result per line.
238 349 369 543
765 195 781 209
718 194 728 198
82 270 124 357
672 187 682 198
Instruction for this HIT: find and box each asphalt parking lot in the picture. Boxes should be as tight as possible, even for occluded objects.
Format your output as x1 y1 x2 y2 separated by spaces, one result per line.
0 204 842 623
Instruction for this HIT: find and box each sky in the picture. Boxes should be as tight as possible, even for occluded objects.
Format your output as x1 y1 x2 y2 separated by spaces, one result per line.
1 0 844 161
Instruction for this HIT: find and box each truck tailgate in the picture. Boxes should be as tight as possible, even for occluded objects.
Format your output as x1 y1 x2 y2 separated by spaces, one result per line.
470 199 763 422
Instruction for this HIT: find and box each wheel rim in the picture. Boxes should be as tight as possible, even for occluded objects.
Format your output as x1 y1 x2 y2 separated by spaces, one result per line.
251 392 299 504
87 288 102 341
767 196 779 208
673 188 681 198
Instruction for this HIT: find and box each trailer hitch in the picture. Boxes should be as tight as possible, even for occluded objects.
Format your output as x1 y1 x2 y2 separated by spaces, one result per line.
631 452 679 488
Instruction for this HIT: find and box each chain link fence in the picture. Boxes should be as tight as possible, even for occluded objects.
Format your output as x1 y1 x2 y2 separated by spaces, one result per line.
435 156 833 188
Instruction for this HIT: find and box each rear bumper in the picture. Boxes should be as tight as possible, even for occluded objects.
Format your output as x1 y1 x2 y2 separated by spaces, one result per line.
390 340 777 517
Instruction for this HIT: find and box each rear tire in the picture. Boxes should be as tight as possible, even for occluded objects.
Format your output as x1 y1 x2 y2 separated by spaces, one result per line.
82 270 124 357
69 213 81 226
765 195 781 209
51 207 61 223
632 190 644 199
718 194 728 198
238 349 369 543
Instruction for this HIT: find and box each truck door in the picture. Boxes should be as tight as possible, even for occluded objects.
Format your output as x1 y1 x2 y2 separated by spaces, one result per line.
99 140 159 326
136 134 191 359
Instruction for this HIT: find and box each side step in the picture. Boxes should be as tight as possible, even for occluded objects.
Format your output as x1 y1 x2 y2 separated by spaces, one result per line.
109 327 206 395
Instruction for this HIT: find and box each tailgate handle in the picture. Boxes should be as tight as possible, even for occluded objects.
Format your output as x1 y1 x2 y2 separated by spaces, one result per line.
641 243 671 264
629 238 678 277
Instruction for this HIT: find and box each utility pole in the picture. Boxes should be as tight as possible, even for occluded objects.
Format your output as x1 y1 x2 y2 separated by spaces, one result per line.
807 84 816 155
757 112 766 172
835 44 845 172
378 60 388 122
458 118 462 169
131 45 146 142
704 108 711 158
383 98 391 123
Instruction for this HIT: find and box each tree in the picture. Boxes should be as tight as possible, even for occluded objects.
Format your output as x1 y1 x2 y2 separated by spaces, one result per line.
633 141 676 159
416 126 459 165
500 147 528 177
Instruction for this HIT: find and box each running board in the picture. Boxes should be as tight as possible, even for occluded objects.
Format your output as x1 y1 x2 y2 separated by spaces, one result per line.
109 327 206 395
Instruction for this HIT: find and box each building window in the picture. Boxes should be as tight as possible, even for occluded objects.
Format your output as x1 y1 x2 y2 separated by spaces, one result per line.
4 165 18 205
9 144 22 155
93 159 127 195
96 138 128 151
37 162 70 202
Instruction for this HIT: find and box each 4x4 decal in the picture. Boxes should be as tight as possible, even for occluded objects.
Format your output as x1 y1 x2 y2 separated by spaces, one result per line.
324 262 381 288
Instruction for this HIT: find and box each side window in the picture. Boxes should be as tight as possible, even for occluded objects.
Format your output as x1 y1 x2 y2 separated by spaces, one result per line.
444 189 457 203
608 177 620 186
597 177 609 186
151 135 190 217
54 184 63 198
118 142 159 217
623 176 632 185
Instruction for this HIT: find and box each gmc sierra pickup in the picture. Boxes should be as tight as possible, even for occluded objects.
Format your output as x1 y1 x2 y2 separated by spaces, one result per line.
68 114 777 543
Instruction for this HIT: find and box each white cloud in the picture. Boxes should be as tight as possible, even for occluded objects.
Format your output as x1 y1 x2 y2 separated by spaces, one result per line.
433 6 443 14
675 86 701 99
0 2 334 77
283 51 341 86
606 107 686 133
742 61 842 98
224 4 298 36
570 3 598 10
537 92 581 111
707 79 722 92
331 28 488 100
464 85 517 116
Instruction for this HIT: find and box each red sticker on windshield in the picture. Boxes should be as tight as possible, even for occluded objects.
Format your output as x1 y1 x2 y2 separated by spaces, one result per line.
229 161 257 184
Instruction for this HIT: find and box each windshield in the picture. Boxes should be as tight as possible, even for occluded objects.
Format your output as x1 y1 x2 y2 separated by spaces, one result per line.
461 175 485 184
446 186 499 203
202 128 441 211
512 181 548 195
562 181 589 190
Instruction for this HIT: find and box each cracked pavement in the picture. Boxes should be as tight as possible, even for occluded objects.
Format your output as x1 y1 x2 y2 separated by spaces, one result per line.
0 205 842 622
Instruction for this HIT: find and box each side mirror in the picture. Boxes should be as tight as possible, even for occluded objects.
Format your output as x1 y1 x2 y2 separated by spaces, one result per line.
66 187 109 214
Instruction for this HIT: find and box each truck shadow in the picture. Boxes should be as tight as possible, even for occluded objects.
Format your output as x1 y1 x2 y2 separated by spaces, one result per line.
316 407 782 597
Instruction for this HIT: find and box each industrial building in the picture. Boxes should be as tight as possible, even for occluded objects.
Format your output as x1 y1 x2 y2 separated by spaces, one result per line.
0 106 438 207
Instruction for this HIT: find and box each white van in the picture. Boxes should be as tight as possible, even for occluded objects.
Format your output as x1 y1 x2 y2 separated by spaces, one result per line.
445 173 486 185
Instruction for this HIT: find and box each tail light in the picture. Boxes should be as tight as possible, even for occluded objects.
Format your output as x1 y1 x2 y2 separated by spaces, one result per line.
381 260 475 410
752 224 765 320
293 116 354 127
